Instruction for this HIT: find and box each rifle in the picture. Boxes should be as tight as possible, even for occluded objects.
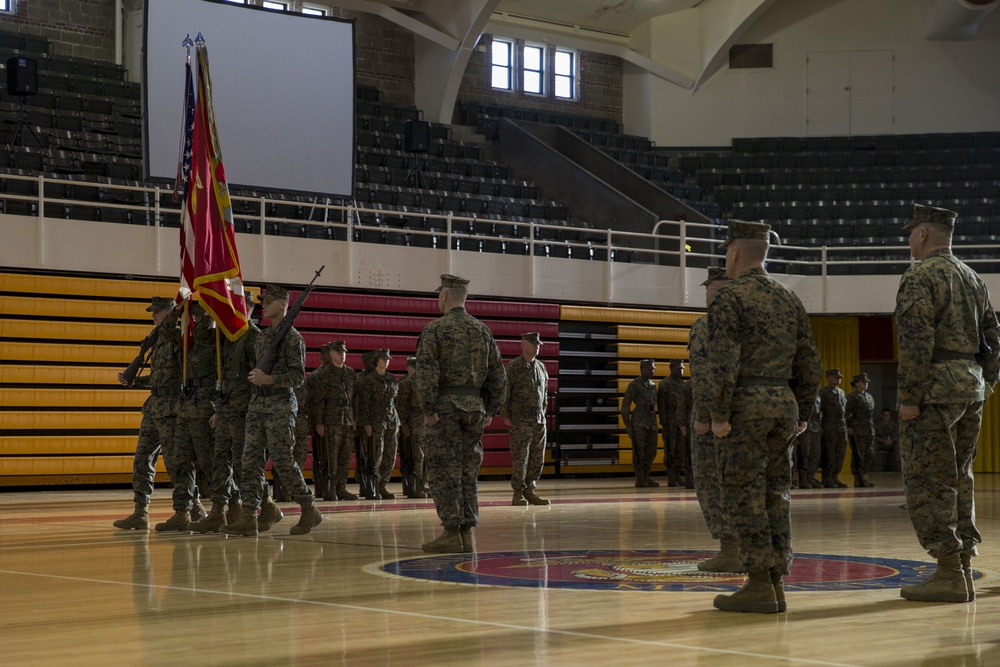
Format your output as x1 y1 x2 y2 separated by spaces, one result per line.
356 430 377 499
398 426 416 498
312 429 332 501
255 265 325 374
121 328 160 387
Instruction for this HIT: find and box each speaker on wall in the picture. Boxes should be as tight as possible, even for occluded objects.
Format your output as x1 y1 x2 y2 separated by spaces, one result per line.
6 56 38 96
404 120 430 153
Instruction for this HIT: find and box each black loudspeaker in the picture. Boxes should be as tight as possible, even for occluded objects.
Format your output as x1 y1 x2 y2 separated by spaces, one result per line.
404 120 430 153
6 56 38 96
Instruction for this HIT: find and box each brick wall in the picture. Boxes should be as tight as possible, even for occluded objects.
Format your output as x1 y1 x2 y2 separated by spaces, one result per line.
2 0 117 61
325 7 414 106
456 34 624 126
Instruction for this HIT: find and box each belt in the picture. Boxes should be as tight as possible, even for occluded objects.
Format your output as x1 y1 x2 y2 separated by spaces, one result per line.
184 378 218 388
932 350 977 362
329 399 351 406
441 387 481 396
150 386 181 397
737 376 788 387
253 386 291 397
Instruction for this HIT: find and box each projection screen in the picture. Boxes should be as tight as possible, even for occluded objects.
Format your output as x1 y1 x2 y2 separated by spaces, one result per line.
143 0 355 197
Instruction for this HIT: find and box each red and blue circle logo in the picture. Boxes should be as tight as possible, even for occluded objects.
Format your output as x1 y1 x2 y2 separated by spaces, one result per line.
369 550 983 592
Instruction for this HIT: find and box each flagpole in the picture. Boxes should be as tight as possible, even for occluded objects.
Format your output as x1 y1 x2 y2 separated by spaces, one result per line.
216 325 222 384
182 299 190 384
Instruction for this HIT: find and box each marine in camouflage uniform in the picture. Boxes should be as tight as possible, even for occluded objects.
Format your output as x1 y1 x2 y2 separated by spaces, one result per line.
155 303 215 532
500 332 550 506
622 360 659 488
222 284 322 537
357 348 400 499
688 267 743 573
797 396 823 488
396 356 428 498
875 409 900 472
416 274 506 553
114 297 182 530
698 220 822 613
657 360 691 487
845 372 876 488
895 204 1000 603
818 369 848 488
307 340 359 501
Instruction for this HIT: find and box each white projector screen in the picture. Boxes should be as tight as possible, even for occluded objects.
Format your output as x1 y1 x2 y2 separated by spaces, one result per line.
143 0 355 197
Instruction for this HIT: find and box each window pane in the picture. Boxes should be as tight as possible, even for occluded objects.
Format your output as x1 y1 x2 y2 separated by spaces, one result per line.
524 71 541 94
492 65 510 90
524 46 541 71
555 76 571 99
555 51 572 75
492 41 510 66
302 7 326 15
223 0 246 4
262 1 286 8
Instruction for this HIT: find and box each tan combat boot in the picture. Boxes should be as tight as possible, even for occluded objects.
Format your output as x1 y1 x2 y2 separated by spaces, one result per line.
336 484 359 501
257 497 284 532
961 551 976 602
770 566 787 612
698 536 745 573
226 499 243 524
221 510 258 537
523 488 550 506
901 552 969 603
378 483 396 500
189 501 227 533
113 503 149 530
421 528 464 553
290 504 323 535
460 527 475 553
154 510 192 533
713 570 779 613
512 490 528 506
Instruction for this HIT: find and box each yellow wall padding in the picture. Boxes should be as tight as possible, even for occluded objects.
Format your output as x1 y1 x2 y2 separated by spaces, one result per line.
617 343 689 361
1 319 150 342
0 456 156 476
0 411 142 430
617 325 694 343
0 272 177 299
0 389 145 408
976 394 999 473
1 435 136 455
0 365 124 385
0 295 150 320
561 304 701 326
1 342 133 364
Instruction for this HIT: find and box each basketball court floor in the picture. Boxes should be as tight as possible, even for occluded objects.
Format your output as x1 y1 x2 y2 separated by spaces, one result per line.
2 474 998 666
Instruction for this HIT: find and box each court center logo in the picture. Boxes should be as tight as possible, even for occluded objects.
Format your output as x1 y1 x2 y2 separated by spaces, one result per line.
368 549 985 592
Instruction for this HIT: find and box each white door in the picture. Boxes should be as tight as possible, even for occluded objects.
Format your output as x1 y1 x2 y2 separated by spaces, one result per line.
806 52 850 136
850 50 894 135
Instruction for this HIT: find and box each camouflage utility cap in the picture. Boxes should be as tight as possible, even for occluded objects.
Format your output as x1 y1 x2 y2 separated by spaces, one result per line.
826 368 843 378
375 348 391 361
639 358 655 369
146 296 174 312
261 284 290 302
852 372 870 384
330 340 347 353
702 266 731 285
521 332 543 346
903 203 958 231
437 274 470 292
721 219 771 248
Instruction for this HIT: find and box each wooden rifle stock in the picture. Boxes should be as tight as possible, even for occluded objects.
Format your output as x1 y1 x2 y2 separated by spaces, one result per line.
122 328 159 387
254 265 325 374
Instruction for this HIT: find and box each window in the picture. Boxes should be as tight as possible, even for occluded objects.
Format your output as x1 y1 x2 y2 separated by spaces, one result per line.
490 39 513 91
522 44 544 94
0 1 12 13
222 0 246 4
554 49 575 99
261 1 287 9
302 6 326 16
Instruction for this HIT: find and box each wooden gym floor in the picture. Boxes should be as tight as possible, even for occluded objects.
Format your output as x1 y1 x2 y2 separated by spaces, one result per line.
2 473 999 666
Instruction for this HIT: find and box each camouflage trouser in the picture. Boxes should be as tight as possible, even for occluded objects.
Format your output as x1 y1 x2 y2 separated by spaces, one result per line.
849 432 875 475
798 430 821 478
821 425 847 483
717 417 797 573
243 411 312 511
631 426 657 478
293 418 310 470
425 410 485 530
664 422 690 477
374 424 400 485
407 419 427 490
131 414 174 506
327 423 355 487
509 421 546 491
167 415 212 512
900 401 983 558
211 412 245 505
691 430 727 540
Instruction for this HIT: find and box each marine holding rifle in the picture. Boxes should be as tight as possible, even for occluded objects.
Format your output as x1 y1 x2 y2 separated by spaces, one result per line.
222 284 323 537
113 296 182 530
306 341 359 501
